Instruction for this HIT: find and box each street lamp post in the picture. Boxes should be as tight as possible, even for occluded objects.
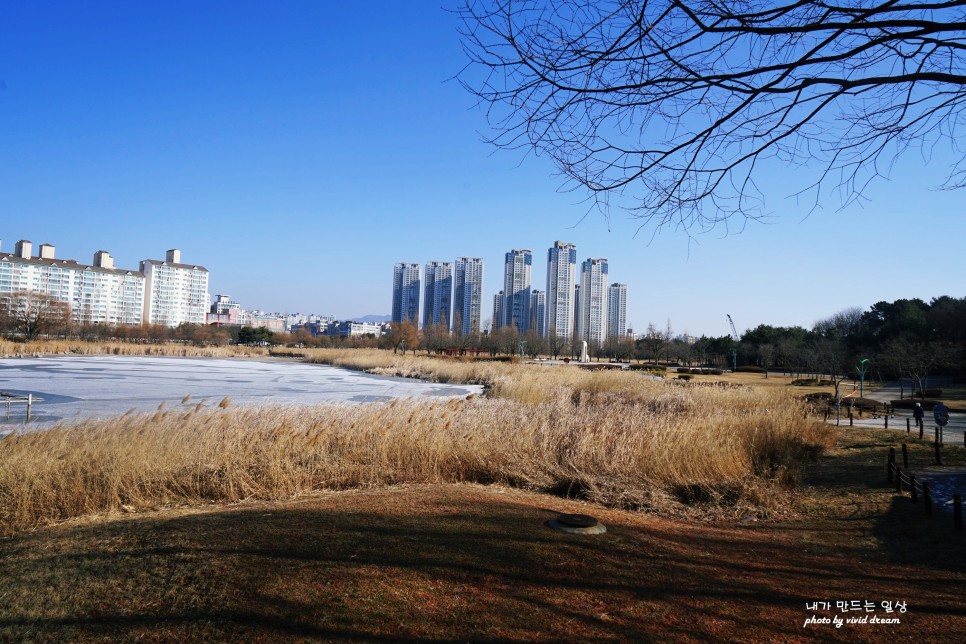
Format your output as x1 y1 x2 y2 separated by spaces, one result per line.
857 358 870 398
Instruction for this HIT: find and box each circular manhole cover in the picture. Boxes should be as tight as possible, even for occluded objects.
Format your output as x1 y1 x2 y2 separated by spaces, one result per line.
556 513 599 528
547 513 607 535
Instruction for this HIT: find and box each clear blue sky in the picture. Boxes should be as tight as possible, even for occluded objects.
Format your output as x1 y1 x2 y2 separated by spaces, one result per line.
2 1 963 338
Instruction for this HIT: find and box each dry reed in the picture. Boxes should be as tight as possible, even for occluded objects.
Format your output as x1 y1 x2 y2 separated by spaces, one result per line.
0 339 269 359
0 369 833 535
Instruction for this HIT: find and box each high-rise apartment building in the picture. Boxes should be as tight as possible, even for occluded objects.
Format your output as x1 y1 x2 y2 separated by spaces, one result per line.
453 257 483 335
530 290 546 338
74 251 145 325
545 241 577 340
423 261 453 331
578 258 609 345
1 239 144 326
500 249 532 332
141 249 210 327
492 291 503 332
607 283 628 339
391 262 421 326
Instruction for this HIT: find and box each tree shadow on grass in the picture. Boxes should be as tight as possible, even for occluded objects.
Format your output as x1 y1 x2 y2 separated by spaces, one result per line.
1 486 964 642
803 426 966 575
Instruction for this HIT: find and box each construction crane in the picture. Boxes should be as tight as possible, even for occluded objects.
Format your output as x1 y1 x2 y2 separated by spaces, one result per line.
726 314 739 372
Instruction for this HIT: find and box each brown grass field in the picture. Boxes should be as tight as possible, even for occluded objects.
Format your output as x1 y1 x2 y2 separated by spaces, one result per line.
0 346 964 640
1 426 964 642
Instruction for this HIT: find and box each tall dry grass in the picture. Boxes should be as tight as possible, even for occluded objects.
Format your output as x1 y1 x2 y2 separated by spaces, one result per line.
303 348 594 402
0 376 833 535
0 339 269 359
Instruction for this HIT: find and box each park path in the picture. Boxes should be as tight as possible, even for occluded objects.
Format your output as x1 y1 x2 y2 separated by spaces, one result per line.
838 381 965 445
834 381 966 515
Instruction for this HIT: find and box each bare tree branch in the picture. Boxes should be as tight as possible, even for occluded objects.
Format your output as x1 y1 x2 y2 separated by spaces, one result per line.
459 0 966 233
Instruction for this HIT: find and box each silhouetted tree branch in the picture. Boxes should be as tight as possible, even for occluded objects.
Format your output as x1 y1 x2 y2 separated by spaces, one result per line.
459 0 966 233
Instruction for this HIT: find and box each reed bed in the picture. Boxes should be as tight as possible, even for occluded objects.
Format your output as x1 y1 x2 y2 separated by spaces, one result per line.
0 339 269 359
0 375 833 535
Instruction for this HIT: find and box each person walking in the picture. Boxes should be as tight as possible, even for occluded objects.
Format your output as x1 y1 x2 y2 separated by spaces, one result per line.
913 402 925 430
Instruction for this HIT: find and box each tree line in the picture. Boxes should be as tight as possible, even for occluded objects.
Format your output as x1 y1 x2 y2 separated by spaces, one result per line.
732 296 966 395
384 296 966 395
2 289 963 391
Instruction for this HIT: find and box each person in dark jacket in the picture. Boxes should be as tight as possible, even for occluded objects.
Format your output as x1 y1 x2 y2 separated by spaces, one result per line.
913 402 924 429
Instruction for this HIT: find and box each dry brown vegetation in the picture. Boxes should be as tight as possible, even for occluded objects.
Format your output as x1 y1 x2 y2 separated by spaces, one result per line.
0 338 270 359
0 349 834 536
2 479 963 642
3 347 963 640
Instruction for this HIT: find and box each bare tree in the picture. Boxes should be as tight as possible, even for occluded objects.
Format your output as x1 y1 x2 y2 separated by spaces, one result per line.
637 322 666 362
0 291 72 340
459 1 966 233
422 323 450 355
757 343 775 377
383 322 419 354
523 328 548 357
494 323 522 356
814 307 865 341
807 337 850 388
547 327 569 359
880 338 954 398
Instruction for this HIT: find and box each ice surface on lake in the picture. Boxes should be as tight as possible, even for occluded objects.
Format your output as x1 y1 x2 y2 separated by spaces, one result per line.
0 356 481 427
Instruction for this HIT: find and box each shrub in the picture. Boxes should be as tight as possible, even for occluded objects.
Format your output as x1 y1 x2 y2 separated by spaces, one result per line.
790 378 835 386
677 374 693 381
890 399 941 411
846 397 880 411
629 364 667 375
735 365 766 373
804 392 833 403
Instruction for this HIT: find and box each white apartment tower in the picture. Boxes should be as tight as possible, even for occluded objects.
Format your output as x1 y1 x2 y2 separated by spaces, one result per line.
546 241 577 340
453 257 483 335
74 251 145 325
0 240 144 325
391 262 421 326
140 249 210 327
500 249 532 332
607 283 628 339
578 258 609 345
423 261 453 331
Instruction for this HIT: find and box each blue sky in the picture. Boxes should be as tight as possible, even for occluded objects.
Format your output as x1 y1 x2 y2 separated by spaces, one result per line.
2 1 963 338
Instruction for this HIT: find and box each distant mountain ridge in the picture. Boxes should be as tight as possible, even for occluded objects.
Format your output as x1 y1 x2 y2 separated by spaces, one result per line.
351 314 391 324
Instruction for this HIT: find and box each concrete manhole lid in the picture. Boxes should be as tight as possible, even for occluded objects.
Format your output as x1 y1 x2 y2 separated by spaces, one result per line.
557 513 598 527
547 513 607 535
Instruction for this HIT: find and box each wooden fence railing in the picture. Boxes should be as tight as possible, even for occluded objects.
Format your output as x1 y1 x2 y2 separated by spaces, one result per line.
1 392 42 422
824 402 965 448
887 446 963 533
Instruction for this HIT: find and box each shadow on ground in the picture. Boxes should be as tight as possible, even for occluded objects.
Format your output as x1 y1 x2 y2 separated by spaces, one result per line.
1 483 964 642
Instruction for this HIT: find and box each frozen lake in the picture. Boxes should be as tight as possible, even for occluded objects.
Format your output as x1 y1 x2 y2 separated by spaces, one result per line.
0 356 482 427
